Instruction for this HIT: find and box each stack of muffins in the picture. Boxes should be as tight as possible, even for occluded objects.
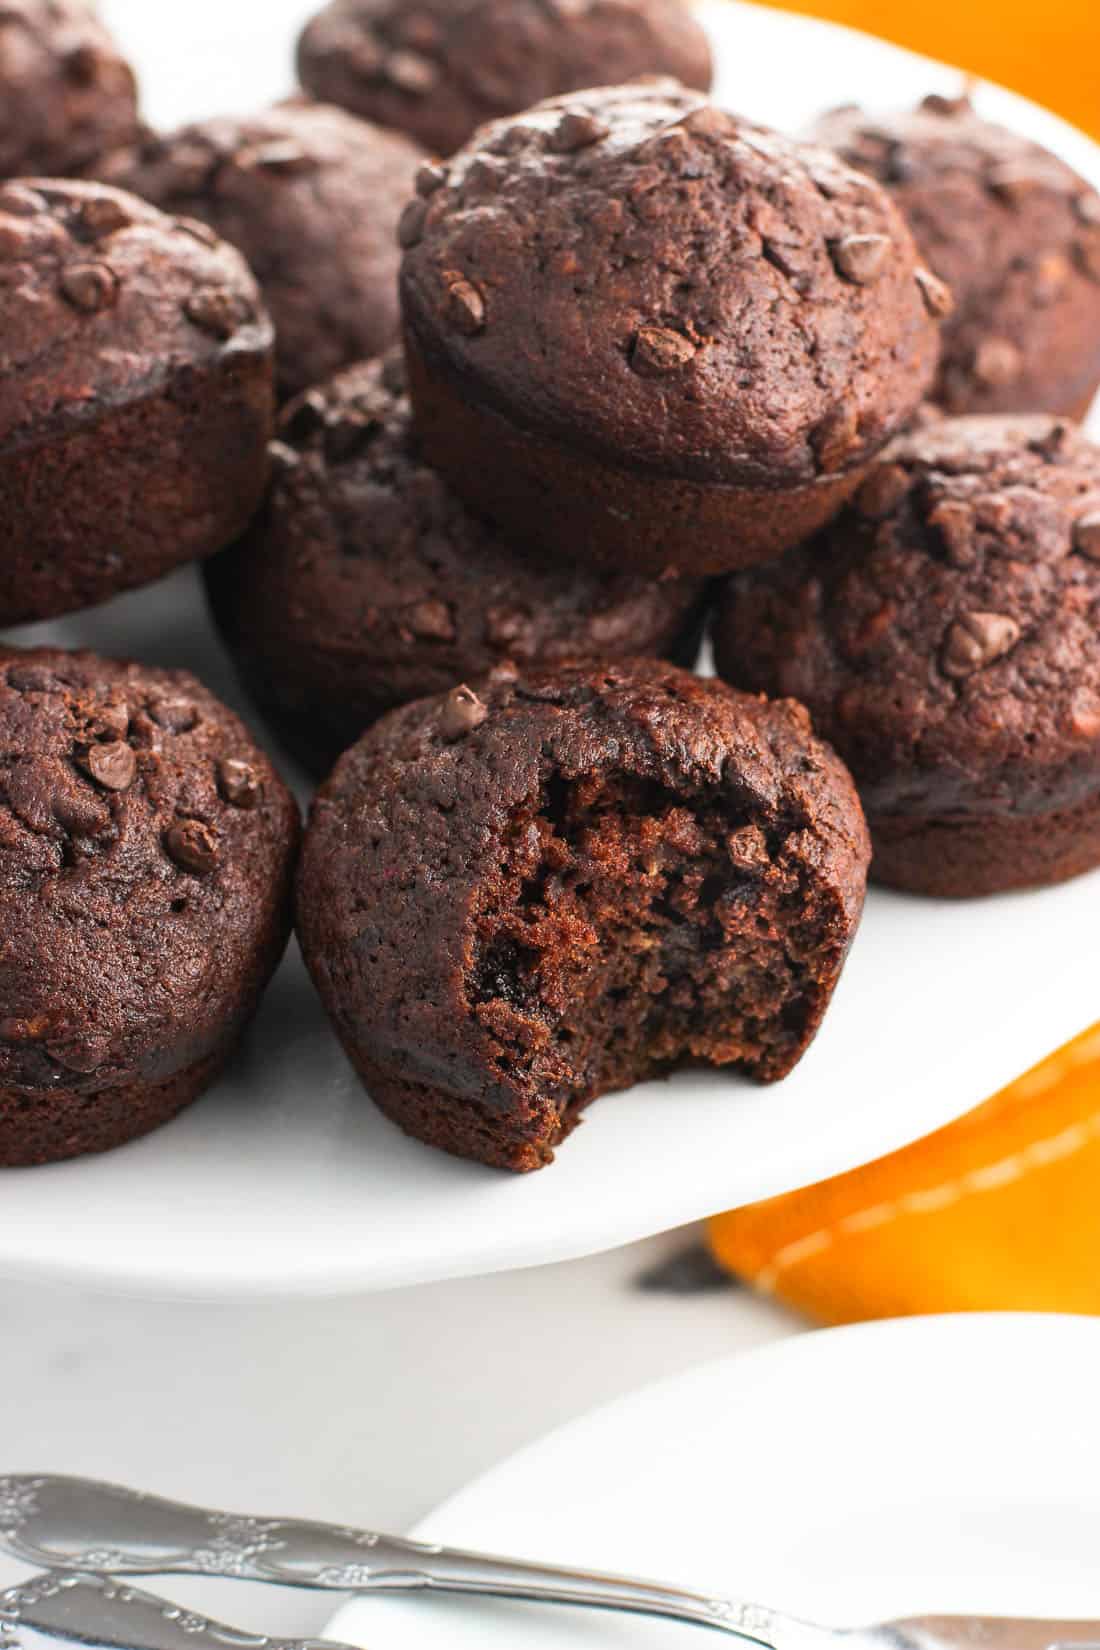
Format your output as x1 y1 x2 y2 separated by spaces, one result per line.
2 0 1100 1174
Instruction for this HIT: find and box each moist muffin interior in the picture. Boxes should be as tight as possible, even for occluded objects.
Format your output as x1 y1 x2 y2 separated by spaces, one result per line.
469 768 836 1128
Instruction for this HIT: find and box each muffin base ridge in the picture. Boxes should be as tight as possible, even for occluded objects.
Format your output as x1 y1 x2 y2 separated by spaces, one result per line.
871 790 1100 898
0 357 272 626
404 331 872 578
0 1045 229 1169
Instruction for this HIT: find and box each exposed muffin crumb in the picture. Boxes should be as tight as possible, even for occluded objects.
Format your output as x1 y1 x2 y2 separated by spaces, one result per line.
297 660 870 1171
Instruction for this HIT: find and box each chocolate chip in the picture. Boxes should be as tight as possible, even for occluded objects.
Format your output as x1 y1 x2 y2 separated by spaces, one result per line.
1073 236 1100 284
1073 511 1100 559
440 685 488 740
406 599 455 640
679 103 735 137
549 111 609 153
987 163 1043 203
283 390 328 442
59 262 119 313
240 140 317 176
919 91 971 116
631 326 695 376
94 700 130 739
831 233 891 284
973 336 1022 386
184 287 251 339
217 758 262 809
397 197 427 248
52 787 109 838
386 49 437 94
915 266 954 317
323 416 380 465
463 157 502 197
941 611 1020 678
811 401 860 473
443 277 485 335
855 462 909 519
415 162 447 197
150 697 198 733
1028 421 1070 461
63 42 102 85
0 184 45 218
165 820 219 875
928 499 977 566
78 195 132 239
175 216 221 248
81 741 136 792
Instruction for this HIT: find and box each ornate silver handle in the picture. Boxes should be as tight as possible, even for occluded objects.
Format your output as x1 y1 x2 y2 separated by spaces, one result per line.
0 1571 355 1650
0 1476 789 1641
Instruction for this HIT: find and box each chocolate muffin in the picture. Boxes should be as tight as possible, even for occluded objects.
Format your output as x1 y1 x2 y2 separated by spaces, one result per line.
297 660 870 1172
296 0 713 159
714 415 1100 898
401 82 944 579
812 96 1100 420
0 178 273 627
103 102 424 400
206 355 711 774
0 0 140 181
0 648 300 1167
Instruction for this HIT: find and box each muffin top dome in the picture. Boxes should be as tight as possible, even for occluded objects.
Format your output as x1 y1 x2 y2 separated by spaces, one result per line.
399 80 944 487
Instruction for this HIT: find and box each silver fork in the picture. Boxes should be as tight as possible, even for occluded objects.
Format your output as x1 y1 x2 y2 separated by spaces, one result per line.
2 1475 1100 1647
0 1570 358 1650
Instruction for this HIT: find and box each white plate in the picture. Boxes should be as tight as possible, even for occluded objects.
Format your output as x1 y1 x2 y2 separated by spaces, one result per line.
2 3 1099 1300
327 1314 1100 1647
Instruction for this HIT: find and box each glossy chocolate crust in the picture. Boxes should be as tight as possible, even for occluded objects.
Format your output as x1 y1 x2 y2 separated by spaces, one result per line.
102 101 424 400
0 648 300 1166
297 660 870 1171
812 96 1100 419
206 354 711 775
715 415 1100 896
0 178 274 626
0 0 140 180
400 81 943 575
297 0 713 158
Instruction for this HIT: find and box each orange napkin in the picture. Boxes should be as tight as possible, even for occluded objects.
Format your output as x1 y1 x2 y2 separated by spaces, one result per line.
756 0 1100 138
709 1024 1100 1323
